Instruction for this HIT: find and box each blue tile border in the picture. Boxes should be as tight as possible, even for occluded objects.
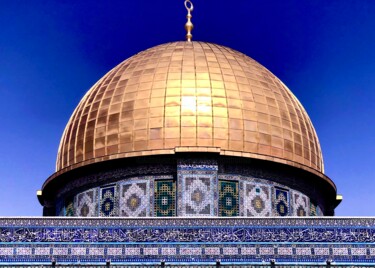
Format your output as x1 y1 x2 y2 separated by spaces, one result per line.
0 218 374 264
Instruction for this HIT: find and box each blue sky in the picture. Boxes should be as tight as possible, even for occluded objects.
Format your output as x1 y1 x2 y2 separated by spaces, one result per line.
0 0 374 216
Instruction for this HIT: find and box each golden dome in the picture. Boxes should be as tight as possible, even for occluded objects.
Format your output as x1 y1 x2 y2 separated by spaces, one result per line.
56 41 324 177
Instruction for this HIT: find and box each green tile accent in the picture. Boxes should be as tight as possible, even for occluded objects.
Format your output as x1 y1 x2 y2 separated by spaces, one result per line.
154 180 176 216
219 180 239 216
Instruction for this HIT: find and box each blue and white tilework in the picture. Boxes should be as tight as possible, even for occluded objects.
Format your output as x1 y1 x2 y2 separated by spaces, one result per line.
273 187 290 216
182 176 215 216
74 188 98 216
100 185 117 217
291 190 309 216
58 159 325 218
1 218 375 265
119 180 150 217
177 159 218 216
243 181 272 216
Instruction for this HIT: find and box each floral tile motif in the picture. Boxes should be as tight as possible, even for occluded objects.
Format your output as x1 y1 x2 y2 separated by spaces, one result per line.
120 180 149 217
74 188 98 217
244 182 271 216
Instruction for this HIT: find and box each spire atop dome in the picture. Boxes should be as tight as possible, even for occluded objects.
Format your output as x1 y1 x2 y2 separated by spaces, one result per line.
184 0 194 42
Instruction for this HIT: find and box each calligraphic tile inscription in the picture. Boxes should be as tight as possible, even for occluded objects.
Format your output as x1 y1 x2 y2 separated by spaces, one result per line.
219 180 239 216
74 188 98 217
244 181 271 216
154 180 176 216
1 218 375 265
100 185 117 216
120 180 149 217
274 187 289 216
291 190 309 216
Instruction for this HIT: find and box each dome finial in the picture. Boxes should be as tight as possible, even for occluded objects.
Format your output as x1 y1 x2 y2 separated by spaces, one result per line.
184 0 194 42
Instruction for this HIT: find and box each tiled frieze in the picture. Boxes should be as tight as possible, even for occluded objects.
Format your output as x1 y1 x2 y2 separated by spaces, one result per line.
4 243 375 264
74 188 98 217
1 217 375 265
56 160 324 218
291 190 309 216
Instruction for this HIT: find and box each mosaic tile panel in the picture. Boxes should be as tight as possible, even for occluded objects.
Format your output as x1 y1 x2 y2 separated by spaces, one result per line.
292 190 309 216
100 185 117 217
310 202 318 216
119 180 149 217
74 188 98 217
219 180 239 216
243 181 272 216
177 159 219 216
65 197 74 216
181 176 214 216
2 218 375 265
274 187 289 216
154 180 176 216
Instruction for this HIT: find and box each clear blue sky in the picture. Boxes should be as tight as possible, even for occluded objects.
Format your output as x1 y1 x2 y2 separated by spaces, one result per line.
0 0 374 216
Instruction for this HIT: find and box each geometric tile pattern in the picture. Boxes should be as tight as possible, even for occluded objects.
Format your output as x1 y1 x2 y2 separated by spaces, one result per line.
177 159 219 216
58 166 325 218
100 185 117 217
74 189 98 217
292 190 309 216
219 180 239 216
182 177 214 216
154 180 176 216
119 180 149 217
273 188 289 216
244 182 272 216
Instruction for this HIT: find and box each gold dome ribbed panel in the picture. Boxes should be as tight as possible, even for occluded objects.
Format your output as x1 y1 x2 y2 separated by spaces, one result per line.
56 42 324 174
